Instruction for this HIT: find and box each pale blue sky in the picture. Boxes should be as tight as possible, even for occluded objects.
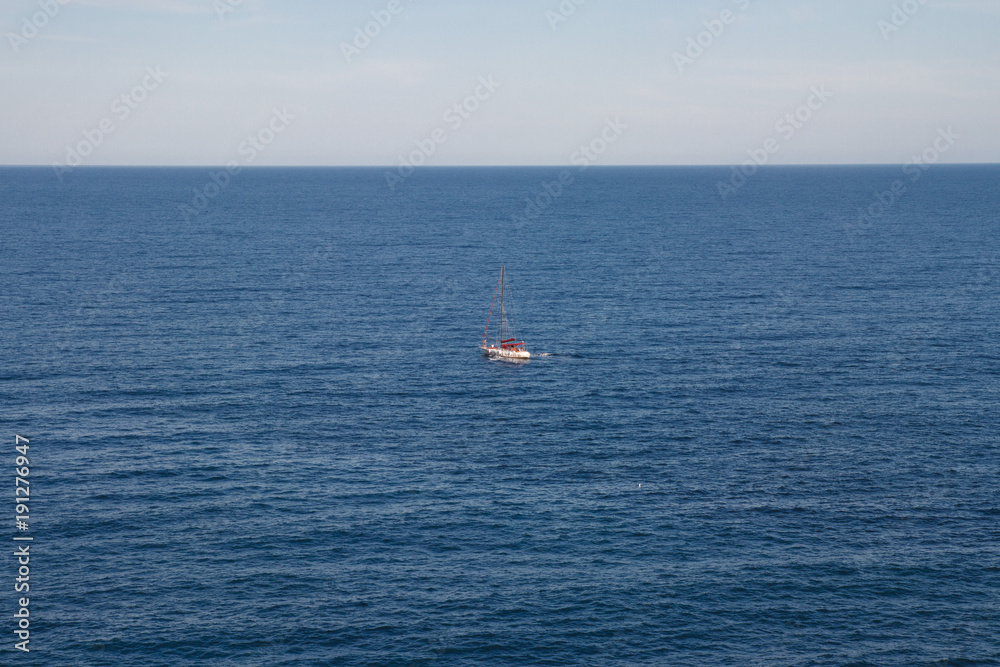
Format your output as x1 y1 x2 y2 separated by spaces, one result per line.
2 0 998 166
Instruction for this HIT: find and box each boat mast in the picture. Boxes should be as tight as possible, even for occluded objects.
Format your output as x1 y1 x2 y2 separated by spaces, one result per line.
499 264 504 344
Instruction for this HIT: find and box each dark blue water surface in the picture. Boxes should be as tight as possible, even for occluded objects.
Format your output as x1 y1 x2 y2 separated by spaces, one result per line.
2 165 999 666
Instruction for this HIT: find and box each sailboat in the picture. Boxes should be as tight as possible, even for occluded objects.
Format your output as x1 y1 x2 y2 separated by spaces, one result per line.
481 264 531 360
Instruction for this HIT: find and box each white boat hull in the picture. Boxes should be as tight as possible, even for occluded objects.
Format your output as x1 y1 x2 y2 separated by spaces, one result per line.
481 345 530 360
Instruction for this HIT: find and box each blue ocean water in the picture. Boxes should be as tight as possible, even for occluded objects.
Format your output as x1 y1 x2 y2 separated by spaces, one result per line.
2 165 999 666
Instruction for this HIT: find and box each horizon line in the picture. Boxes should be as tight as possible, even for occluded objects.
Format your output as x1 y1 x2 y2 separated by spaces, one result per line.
2 162 998 169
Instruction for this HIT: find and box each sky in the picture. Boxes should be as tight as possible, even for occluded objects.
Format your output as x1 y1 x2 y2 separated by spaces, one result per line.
2 0 998 167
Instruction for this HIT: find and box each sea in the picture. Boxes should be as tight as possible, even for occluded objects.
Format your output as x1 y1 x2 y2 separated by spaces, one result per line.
2 165 998 666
